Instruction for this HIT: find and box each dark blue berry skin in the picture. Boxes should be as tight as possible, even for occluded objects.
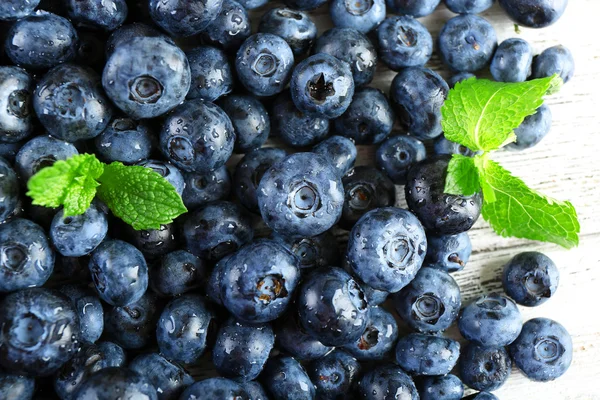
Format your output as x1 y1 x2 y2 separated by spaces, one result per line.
0 288 80 376
88 239 148 306
376 135 427 184
74 367 157 400
425 233 472 273
532 45 575 83
396 333 461 376
5 12 78 70
460 343 511 392
329 0 385 33
334 87 393 144
258 8 317 57
416 374 464 400
340 167 396 230
445 0 494 14
439 15 497 72
219 95 270 153
386 0 441 16
156 294 217 364
151 250 207 297
186 46 233 102
160 99 235 174
347 207 427 293
206 254 233 305
53 342 126 400
181 378 250 400
238 0 269 9
507 103 552 150
0 141 24 163
313 28 377 87
297 267 370 346
236 33 295 97
0 158 18 223
291 53 355 119
34 64 113 142
102 36 191 119
377 16 433 71
360 282 389 306
149 0 224 37
405 155 483 234
510 317 572 381
202 0 251 51
261 356 315 400
342 306 398 361
393 266 461 333
213 318 275 381
357 364 419 400
137 159 185 196
258 152 344 238
0 0 40 21
220 240 301 323
59 284 104 344
129 353 194 400
283 0 327 10
491 38 533 82
66 0 128 31
0 219 54 293
434 135 478 156
308 350 360 400
390 67 449 140
244 381 270 400
16 135 78 181
182 166 232 210
271 91 330 148
233 148 287 213
0 67 34 143
271 230 339 270
50 204 108 257
276 314 333 361
464 393 499 400
95 118 153 164
105 22 168 59
502 251 559 306
104 291 159 349
447 72 475 88
0 371 35 400
123 223 177 260
313 135 356 177
499 0 567 28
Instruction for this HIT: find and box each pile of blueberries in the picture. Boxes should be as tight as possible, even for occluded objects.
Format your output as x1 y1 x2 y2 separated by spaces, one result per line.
0 0 576 399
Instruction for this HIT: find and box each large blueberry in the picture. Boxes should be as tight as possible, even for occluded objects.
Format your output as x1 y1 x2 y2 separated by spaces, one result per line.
95 118 154 164
425 232 472 273
74 367 157 400
0 67 34 143
439 15 497 72
507 103 552 150
271 230 339 270
499 0 568 28
0 0 40 21
182 166 232 210
460 343 511 391
137 159 185 196
66 0 128 31
376 134 427 184
312 135 356 177
308 350 361 400
50 204 108 257
218 94 270 153
342 306 398 360
151 250 207 297
261 356 315 400
181 378 249 400
275 313 333 361
532 45 575 83
377 16 432 71
502 251 559 306
0 371 35 400
417 374 464 400
395 333 461 376
202 0 251 51
329 0 386 33
104 291 159 349
491 38 533 82
59 284 104 344
357 364 419 400
259 8 317 56
149 0 224 37
129 353 194 400
15 135 78 181
186 46 233 102
0 158 18 223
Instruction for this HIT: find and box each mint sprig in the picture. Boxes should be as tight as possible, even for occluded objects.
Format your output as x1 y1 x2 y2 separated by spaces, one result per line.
27 154 187 230
441 75 580 248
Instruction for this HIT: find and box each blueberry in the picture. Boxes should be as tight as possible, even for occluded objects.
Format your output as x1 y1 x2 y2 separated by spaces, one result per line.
213 317 275 380
0 0 40 21
137 159 185 196
329 0 386 33
417 374 464 400
105 22 169 59
66 0 128 31
88 239 148 306
0 371 35 400
433 135 479 156
459 343 511 391
447 72 476 88
74 367 157 400
186 46 234 102
283 0 327 10
499 0 568 28
376 135 427 184
491 38 533 82
102 36 191 119
202 0 251 51
95 118 154 164
156 294 217 364
59 284 104 344
258 8 317 56
148 0 224 37
271 230 339 270
181 378 250 400
182 166 232 210
507 103 552 150
104 291 159 349
0 67 34 143
5 11 78 70
313 135 357 177
439 15 497 72
261 356 315 400
206 254 231 305
290 53 355 119
359 281 390 306
392 266 461 332
297 267 370 346
532 45 575 83
386 0 441 16
389 67 448 139
445 0 494 13
308 350 360 399
356 364 419 400
151 250 207 297
340 167 396 230
0 219 54 293
0 141 24 163
271 91 330 148
123 223 177 260
236 33 295 97
244 381 270 400
464 393 499 400
129 353 194 400
342 306 398 360
0 158 19 223
377 16 433 71
347 207 427 292
425 233 472 272
16 135 78 182
50 204 108 257
502 251 559 306
238 0 269 9
218 95 270 153
396 333 461 376
405 155 483 234
0 288 80 376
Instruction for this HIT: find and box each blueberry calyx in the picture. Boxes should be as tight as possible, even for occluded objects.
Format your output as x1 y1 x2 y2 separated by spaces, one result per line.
129 75 163 104
307 73 335 104
412 293 445 325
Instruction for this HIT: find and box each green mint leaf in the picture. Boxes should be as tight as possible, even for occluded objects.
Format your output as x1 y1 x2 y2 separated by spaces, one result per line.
444 154 481 196
26 154 104 217
480 159 580 248
97 162 187 230
441 75 561 152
